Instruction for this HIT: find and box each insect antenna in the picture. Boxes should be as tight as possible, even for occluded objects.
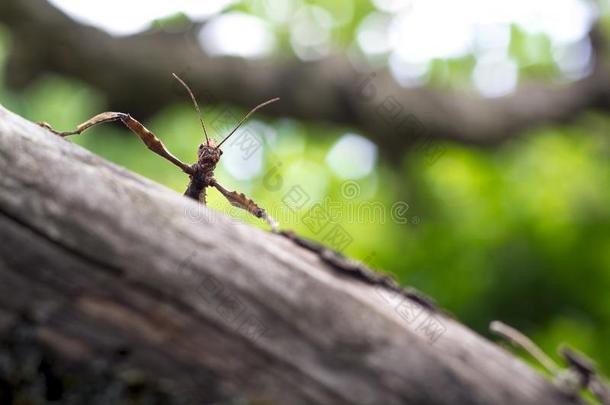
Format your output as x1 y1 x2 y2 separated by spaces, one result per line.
172 73 210 145
216 97 280 149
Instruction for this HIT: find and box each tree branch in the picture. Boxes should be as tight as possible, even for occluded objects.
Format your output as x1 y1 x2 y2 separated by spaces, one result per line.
0 103 586 404
1 0 609 162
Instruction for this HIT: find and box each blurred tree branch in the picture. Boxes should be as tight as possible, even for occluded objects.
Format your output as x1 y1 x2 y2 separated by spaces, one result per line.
1 0 609 161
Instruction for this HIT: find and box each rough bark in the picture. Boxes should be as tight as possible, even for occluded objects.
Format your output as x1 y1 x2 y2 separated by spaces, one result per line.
1 0 609 162
0 104 586 404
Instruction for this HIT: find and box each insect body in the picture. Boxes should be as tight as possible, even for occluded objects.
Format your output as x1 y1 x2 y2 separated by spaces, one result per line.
39 74 279 230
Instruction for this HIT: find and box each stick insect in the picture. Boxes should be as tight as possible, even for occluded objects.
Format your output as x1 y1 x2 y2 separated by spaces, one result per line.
39 74 280 230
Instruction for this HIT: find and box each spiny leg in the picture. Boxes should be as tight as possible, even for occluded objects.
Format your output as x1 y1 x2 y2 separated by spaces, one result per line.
39 112 193 174
212 180 278 231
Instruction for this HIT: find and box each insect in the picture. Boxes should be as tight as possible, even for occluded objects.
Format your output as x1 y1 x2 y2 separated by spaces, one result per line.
38 73 280 230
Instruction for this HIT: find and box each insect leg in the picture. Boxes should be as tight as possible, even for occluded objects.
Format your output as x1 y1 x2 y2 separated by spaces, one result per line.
39 112 193 174
212 180 278 231
39 112 124 137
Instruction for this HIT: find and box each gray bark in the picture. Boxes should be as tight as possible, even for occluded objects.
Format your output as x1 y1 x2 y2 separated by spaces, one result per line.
0 104 583 404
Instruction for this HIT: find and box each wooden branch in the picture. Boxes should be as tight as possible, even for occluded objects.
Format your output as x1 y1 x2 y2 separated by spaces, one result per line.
1 0 609 162
0 103 584 404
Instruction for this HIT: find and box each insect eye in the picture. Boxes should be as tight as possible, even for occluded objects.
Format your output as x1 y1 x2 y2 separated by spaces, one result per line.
198 144 204 150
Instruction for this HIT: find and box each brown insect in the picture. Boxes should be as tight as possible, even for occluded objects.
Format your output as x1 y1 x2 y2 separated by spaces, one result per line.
39 73 279 230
